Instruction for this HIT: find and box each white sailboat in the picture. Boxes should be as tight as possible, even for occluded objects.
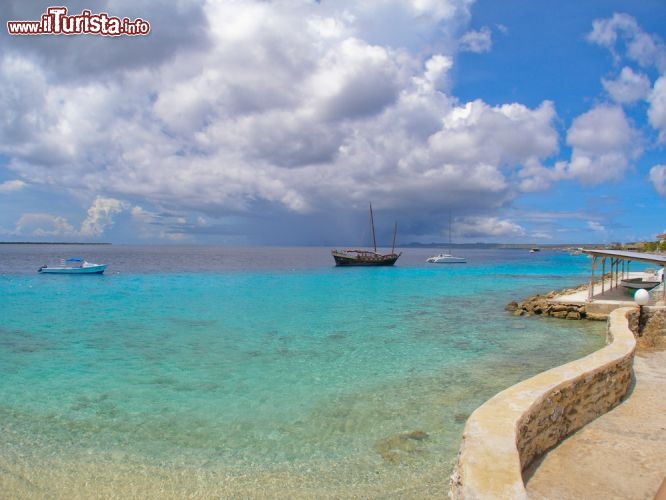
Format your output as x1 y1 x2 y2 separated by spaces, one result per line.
426 214 466 264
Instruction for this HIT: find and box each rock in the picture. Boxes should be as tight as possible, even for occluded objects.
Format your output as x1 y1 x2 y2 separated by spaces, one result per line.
454 413 469 424
374 430 429 464
507 282 592 321
505 301 519 312
404 430 429 440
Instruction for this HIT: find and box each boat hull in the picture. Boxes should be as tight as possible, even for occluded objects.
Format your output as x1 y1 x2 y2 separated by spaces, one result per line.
620 277 660 292
332 250 400 267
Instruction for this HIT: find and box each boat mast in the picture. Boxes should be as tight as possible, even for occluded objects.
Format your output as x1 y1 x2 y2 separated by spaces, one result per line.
369 202 377 252
391 221 397 254
448 211 452 254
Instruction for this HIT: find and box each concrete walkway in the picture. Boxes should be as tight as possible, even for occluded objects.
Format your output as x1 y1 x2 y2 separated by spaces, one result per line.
525 348 666 500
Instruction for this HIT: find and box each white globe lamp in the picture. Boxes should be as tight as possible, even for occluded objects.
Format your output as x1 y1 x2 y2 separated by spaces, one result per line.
635 288 649 336
634 288 650 306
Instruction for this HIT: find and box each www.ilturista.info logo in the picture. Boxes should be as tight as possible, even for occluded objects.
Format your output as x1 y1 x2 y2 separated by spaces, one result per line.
7 7 151 36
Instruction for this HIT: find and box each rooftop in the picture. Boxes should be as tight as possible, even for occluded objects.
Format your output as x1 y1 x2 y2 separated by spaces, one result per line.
582 248 666 266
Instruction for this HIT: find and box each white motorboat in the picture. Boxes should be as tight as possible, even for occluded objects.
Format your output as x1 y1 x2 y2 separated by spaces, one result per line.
38 258 107 274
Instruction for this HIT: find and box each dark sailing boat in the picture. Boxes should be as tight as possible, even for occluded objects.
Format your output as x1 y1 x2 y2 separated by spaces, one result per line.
331 203 401 266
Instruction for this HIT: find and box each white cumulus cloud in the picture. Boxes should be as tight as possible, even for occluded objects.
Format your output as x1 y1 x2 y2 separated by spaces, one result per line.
15 213 76 237
588 13 666 71
459 27 492 53
0 179 27 193
648 76 666 142
564 105 641 184
12 196 131 239
602 66 652 104
427 99 559 169
456 216 526 238
650 165 666 196
587 221 607 233
80 197 130 237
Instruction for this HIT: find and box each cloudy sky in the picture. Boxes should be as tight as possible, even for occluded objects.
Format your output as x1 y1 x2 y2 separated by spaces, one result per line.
1 0 665 246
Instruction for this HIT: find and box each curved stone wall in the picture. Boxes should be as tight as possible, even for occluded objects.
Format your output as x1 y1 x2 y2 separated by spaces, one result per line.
450 307 636 499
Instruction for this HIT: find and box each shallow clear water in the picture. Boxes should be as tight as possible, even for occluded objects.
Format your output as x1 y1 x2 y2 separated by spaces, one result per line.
0 245 607 496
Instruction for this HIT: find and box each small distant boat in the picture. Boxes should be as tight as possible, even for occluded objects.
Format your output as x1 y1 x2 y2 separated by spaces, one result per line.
331 203 401 267
38 258 107 274
529 248 540 253
426 213 466 264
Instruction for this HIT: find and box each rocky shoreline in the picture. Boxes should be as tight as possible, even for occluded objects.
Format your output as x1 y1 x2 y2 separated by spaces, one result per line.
505 283 607 321
506 283 666 349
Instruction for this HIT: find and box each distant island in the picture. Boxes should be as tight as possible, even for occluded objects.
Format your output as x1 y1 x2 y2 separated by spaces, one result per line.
0 242 111 245
404 241 663 251
403 242 591 250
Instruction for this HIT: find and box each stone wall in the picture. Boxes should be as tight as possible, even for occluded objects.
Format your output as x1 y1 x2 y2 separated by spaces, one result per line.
516 354 633 470
450 307 636 499
628 307 666 349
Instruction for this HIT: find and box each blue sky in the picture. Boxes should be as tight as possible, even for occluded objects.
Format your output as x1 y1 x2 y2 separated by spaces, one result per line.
1 0 665 245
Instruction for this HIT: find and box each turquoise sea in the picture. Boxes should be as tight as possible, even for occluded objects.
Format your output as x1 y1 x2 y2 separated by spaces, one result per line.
0 245 608 497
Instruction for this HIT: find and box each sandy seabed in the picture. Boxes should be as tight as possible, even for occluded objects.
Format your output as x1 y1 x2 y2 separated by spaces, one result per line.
0 449 456 499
